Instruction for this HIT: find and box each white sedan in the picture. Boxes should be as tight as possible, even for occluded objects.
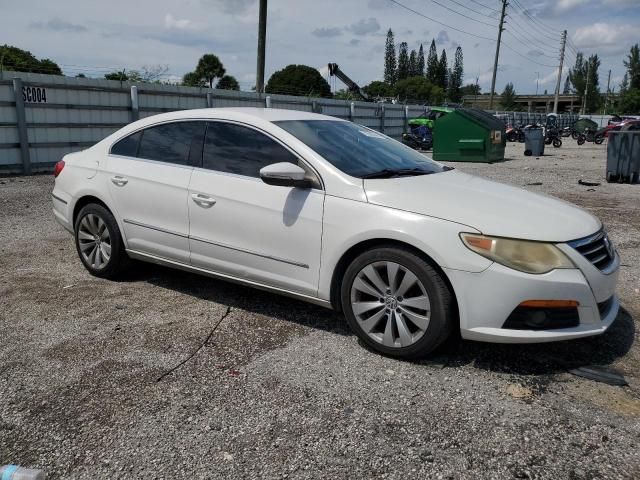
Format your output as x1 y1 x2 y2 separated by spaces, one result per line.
51 107 620 358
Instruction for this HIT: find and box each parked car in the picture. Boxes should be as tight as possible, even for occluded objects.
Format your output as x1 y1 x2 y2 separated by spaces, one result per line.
52 108 620 358
604 119 640 136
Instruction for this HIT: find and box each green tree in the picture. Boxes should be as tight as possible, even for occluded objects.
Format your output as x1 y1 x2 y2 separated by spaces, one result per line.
182 71 206 87
216 75 240 90
194 54 225 88
447 46 463 103
618 44 640 114
426 40 438 84
437 49 448 90
104 70 129 81
500 82 518 110
362 80 394 99
397 42 409 81
408 49 417 77
461 83 481 96
0 45 62 75
417 44 425 77
584 54 601 113
394 76 443 104
624 44 640 90
265 64 331 97
384 29 397 85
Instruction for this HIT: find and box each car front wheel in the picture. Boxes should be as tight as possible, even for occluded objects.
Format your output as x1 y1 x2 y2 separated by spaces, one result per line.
74 203 129 279
341 247 454 359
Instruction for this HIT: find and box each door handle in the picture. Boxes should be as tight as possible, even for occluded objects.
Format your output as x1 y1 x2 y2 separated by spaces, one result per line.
111 175 128 186
191 193 216 208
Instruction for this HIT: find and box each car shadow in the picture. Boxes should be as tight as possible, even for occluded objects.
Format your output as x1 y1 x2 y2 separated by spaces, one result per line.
119 261 351 336
429 306 636 376
119 262 635 375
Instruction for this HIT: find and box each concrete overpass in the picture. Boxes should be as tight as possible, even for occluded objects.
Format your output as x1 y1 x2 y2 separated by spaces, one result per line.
462 94 581 113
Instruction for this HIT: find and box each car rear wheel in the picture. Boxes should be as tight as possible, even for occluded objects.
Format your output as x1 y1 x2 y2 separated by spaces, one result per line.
340 247 454 359
74 204 129 279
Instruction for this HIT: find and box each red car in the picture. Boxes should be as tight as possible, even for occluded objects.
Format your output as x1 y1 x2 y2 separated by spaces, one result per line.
603 119 640 136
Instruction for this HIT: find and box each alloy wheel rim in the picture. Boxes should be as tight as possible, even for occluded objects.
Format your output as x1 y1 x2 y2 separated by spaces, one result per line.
78 213 111 269
350 261 431 348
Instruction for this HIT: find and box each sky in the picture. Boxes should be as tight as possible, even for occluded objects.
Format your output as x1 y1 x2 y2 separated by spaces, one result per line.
2 0 639 95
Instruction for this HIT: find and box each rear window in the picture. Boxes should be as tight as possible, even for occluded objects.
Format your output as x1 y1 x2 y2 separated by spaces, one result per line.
111 132 141 157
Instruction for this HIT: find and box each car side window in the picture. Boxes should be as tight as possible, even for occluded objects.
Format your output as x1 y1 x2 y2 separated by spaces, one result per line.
137 122 205 166
203 122 298 178
111 131 141 157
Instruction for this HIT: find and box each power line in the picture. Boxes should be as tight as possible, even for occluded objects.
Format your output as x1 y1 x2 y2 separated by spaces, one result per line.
510 0 563 36
508 2 561 43
468 0 501 14
504 28 559 58
501 41 559 68
444 0 499 19
427 0 498 27
387 0 497 41
504 12 563 53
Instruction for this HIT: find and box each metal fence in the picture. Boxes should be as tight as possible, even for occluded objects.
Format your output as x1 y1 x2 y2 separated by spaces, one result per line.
1 71 436 174
0 70 582 175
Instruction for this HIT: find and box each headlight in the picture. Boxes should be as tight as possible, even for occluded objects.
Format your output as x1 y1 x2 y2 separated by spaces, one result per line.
460 233 574 274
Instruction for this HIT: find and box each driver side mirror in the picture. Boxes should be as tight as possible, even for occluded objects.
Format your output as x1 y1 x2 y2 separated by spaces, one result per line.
259 162 312 188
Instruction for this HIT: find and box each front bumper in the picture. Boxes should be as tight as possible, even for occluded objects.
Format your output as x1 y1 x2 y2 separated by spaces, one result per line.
445 252 620 343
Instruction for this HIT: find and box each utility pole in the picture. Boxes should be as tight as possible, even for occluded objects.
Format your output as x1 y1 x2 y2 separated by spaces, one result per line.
553 30 567 114
535 72 539 96
255 0 267 94
603 69 611 116
581 60 591 114
489 0 508 110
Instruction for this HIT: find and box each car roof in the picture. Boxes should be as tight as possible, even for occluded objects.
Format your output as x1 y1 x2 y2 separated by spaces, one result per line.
136 107 344 125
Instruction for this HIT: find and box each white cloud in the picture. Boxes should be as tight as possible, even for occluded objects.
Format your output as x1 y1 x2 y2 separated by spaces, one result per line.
164 13 192 30
572 22 638 50
555 0 591 12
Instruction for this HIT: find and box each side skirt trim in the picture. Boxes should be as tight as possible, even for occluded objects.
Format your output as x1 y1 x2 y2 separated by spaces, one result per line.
126 249 332 309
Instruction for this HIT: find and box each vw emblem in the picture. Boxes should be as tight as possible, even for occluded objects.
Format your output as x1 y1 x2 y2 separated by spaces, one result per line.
385 295 398 310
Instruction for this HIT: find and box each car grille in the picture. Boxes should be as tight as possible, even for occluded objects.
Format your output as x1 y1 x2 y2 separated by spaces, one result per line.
569 230 615 272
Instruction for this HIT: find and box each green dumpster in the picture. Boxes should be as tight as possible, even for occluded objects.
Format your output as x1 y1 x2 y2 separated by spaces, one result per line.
432 108 506 163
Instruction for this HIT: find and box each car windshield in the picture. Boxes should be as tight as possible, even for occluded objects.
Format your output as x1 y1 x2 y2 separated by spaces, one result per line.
275 120 447 178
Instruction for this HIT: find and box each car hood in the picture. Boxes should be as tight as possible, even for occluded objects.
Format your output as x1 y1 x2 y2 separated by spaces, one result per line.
364 170 601 242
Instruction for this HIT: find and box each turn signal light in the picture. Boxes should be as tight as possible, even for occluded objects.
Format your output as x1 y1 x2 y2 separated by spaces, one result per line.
519 300 579 308
53 160 65 178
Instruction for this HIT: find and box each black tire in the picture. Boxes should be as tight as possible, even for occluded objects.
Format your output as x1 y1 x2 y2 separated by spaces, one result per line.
553 138 562 148
571 131 579 140
340 246 455 359
506 132 516 142
577 135 586 146
544 136 552 145
74 203 130 279
595 135 605 145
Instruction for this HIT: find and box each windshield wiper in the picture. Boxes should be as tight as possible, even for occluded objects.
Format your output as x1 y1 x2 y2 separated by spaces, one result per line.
361 167 433 179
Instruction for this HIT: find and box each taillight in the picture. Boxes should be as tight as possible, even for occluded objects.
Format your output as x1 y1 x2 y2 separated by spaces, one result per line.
53 160 65 178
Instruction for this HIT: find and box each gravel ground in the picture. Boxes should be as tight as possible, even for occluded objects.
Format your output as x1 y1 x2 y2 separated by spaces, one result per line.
1 140 639 479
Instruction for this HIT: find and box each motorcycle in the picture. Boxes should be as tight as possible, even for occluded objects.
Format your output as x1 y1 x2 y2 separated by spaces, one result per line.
544 126 562 148
561 126 572 137
576 127 605 145
506 124 525 143
402 125 433 150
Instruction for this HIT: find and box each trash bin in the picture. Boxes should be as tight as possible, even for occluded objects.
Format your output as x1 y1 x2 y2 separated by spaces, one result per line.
606 131 640 183
524 126 544 156
432 108 505 163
